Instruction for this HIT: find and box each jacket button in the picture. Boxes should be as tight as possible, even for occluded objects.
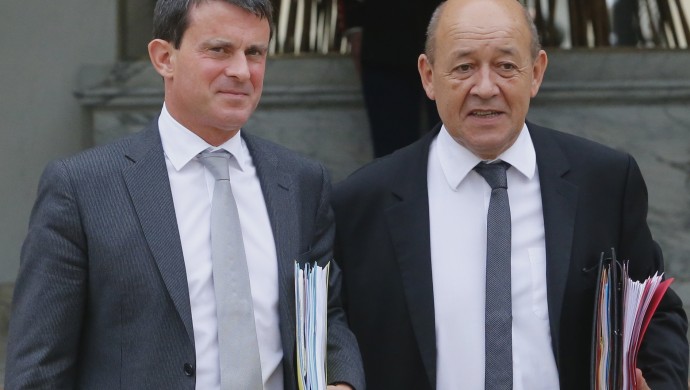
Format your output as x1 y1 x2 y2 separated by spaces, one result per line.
184 363 195 376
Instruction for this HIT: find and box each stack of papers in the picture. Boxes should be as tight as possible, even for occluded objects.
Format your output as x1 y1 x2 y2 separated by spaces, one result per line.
621 265 671 390
295 260 330 390
593 252 673 390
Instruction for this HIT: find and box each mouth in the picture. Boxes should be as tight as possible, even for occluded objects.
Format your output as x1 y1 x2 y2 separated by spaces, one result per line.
219 90 248 96
469 110 502 118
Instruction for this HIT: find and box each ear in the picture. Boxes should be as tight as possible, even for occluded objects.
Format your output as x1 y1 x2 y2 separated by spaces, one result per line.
148 39 175 79
530 49 548 98
418 53 436 100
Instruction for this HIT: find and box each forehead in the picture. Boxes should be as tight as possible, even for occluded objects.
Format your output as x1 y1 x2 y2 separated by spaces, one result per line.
438 0 530 52
186 1 267 27
184 1 270 40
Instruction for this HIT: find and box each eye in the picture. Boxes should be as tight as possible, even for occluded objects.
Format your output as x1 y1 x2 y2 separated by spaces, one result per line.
454 63 472 72
498 62 518 71
246 47 266 57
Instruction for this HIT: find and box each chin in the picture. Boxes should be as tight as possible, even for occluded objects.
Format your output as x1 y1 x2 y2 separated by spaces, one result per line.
216 111 251 126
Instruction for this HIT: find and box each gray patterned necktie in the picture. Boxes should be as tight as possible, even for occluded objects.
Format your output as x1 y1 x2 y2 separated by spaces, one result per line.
474 161 513 390
198 150 263 390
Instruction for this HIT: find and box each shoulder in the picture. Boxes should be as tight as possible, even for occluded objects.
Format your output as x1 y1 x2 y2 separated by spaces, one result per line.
66 132 140 166
43 126 156 185
333 132 432 203
242 132 331 193
338 147 411 187
243 132 320 169
528 122 635 173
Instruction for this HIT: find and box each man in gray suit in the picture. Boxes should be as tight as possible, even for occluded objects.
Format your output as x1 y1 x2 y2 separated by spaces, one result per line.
4 0 364 389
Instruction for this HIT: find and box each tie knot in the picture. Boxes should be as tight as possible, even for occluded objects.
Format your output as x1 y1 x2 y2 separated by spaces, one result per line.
474 161 510 190
198 150 231 181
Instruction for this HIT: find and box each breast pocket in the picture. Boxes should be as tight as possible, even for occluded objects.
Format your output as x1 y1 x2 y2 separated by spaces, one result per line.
528 247 549 320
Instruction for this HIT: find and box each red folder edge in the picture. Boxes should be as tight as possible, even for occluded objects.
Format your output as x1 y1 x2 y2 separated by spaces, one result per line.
631 277 674 389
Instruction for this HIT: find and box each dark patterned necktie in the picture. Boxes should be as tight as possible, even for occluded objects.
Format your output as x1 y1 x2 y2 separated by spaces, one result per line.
474 161 513 390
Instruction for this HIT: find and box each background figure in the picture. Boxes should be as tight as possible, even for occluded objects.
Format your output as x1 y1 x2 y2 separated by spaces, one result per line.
4 1 364 389
333 0 688 389
613 0 642 45
340 0 442 157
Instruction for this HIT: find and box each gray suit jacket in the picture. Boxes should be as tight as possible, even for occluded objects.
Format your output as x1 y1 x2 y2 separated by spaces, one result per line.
5 120 364 389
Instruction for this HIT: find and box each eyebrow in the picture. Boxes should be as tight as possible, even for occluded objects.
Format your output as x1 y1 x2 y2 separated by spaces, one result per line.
205 38 232 46
247 43 269 54
202 39 268 53
497 46 518 56
451 45 519 59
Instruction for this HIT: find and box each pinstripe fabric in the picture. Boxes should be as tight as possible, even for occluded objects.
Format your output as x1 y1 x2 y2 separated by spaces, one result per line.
245 133 364 387
5 122 364 390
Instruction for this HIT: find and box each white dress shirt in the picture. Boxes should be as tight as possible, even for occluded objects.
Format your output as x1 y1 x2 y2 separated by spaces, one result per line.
428 124 560 389
159 105 284 390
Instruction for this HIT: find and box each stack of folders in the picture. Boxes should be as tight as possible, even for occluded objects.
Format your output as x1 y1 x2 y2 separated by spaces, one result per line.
295 259 331 390
591 248 674 390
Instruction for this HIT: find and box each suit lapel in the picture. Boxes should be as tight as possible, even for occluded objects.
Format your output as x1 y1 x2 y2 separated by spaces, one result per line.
122 123 195 344
384 129 439 389
243 133 298 375
528 123 578 363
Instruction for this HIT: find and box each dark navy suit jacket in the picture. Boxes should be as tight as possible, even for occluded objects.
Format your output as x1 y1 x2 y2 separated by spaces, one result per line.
333 122 688 389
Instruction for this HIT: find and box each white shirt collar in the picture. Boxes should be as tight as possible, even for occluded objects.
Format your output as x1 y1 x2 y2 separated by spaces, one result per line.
158 103 247 172
437 122 537 190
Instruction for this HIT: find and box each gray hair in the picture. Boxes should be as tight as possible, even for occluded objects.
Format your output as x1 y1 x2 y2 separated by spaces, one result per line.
424 0 541 64
153 0 274 48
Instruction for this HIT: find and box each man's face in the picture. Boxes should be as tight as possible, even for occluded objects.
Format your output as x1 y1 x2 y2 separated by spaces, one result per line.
419 0 547 159
160 1 270 144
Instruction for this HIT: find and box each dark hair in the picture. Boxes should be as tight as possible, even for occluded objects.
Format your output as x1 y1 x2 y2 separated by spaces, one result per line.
425 0 541 64
153 0 274 48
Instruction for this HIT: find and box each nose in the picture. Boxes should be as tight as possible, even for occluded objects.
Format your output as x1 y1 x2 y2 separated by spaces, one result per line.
470 66 499 99
224 53 250 81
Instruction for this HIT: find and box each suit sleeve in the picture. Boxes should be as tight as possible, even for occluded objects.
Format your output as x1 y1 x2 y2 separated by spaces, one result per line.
619 155 689 389
312 164 366 390
5 160 87 389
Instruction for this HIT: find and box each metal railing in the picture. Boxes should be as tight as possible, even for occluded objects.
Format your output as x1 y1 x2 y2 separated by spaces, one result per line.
270 0 346 55
119 0 690 61
118 0 346 60
524 0 690 48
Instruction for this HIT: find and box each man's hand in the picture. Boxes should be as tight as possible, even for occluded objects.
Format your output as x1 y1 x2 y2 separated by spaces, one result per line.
327 384 354 390
636 368 651 390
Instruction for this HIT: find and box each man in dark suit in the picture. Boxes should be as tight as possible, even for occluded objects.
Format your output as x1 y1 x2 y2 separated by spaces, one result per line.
4 0 364 389
340 0 441 157
332 0 688 389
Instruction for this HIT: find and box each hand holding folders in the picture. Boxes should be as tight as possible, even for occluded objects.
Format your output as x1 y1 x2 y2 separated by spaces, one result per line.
295 259 330 390
591 248 674 390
